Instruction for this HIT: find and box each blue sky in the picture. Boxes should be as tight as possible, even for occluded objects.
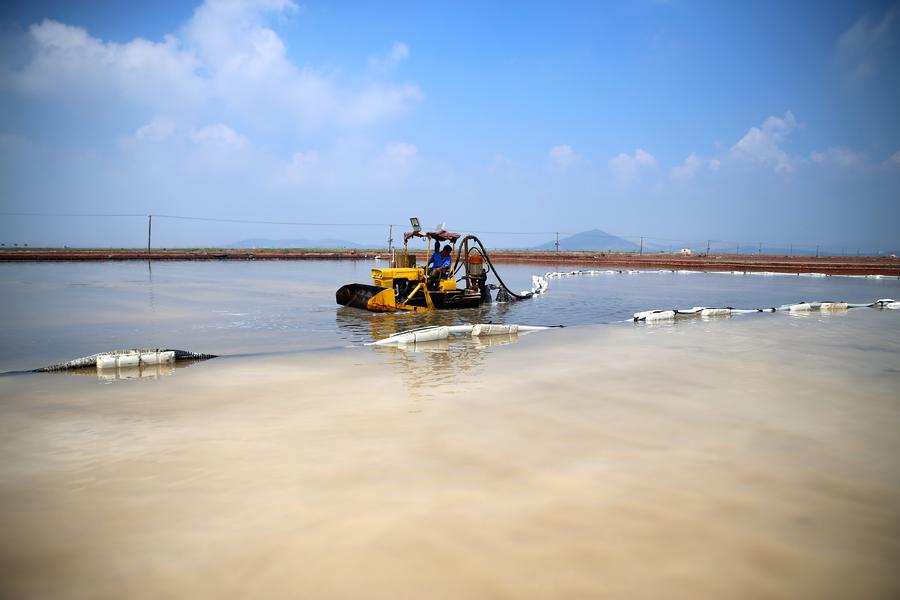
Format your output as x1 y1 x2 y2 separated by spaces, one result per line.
0 0 898 250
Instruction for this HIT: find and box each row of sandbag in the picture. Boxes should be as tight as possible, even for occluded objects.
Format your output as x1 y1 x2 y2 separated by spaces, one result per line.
633 299 899 322
367 323 549 346
543 269 898 279
530 270 898 305
33 348 218 372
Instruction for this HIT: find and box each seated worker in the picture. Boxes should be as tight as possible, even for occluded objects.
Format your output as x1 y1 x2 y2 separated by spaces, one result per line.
427 244 453 288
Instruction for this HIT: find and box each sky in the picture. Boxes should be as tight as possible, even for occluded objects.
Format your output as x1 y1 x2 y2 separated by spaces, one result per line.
0 0 898 251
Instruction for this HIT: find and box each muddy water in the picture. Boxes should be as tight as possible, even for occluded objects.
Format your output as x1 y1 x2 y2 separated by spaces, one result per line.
1 310 899 599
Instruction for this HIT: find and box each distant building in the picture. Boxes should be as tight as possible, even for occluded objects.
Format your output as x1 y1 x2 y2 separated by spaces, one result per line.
679 248 692 256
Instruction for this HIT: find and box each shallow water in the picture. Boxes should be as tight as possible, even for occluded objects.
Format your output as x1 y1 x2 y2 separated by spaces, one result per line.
0 260 898 372
1 261 899 599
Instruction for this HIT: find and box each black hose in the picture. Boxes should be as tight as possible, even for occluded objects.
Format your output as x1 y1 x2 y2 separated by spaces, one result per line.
462 235 532 300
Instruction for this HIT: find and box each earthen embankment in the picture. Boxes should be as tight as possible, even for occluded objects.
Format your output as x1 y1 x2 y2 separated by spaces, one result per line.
1 248 898 276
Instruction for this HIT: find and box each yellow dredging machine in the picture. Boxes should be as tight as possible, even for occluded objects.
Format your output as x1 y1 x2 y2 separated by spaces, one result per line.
336 220 520 312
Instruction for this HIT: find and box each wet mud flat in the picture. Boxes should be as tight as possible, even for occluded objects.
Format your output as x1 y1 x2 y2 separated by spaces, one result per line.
1 311 899 599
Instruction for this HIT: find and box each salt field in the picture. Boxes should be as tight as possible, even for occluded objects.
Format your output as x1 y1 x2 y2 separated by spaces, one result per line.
1 261 899 599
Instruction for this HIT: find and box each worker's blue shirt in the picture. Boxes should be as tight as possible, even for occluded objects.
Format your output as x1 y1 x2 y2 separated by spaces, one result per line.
429 252 451 269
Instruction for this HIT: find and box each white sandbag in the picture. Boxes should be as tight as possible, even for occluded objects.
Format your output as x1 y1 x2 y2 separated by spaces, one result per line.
787 302 813 312
371 326 450 346
472 323 520 336
634 310 675 322
140 351 175 365
95 354 118 369
819 302 848 311
700 307 732 317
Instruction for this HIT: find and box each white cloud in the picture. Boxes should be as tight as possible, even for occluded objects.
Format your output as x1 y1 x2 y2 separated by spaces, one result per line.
340 82 423 126
390 42 410 62
183 0 299 66
367 41 411 71
608 148 657 180
135 117 177 142
671 153 702 180
838 7 898 83
729 111 797 173
16 20 203 109
883 150 900 169
489 153 519 179
549 144 577 169
634 149 656 167
7 1 422 130
490 153 516 169
382 142 417 164
374 142 418 180
809 146 865 168
282 149 319 183
190 123 246 147
688 116 872 177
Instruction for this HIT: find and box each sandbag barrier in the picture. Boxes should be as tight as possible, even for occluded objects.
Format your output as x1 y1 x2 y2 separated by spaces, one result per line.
541 269 900 279
525 269 899 323
517 269 898 306
633 299 899 322
367 324 552 346
33 349 218 372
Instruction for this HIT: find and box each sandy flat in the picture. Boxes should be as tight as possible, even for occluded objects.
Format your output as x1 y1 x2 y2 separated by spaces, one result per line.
1 311 899 599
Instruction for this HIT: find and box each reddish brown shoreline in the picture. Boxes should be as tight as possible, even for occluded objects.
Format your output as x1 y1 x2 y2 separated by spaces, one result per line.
1 249 898 276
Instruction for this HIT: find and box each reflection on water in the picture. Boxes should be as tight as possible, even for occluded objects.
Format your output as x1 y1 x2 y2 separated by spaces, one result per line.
376 338 487 401
472 332 518 349
334 303 509 344
97 363 174 382
369 333 524 403
45 359 206 382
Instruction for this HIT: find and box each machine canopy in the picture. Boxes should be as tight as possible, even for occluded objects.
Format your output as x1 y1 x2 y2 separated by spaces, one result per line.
403 230 462 244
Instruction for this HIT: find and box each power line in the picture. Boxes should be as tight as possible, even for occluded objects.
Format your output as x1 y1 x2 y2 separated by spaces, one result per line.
0 211 147 218
1 211 398 227
458 229 575 236
2 212 895 251
153 214 398 227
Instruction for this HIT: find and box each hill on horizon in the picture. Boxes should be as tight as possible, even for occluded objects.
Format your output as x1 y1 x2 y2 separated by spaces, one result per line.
532 229 640 252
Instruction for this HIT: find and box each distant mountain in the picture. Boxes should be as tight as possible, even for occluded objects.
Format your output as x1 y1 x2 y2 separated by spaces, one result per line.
532 229 640 252
228 237 370 249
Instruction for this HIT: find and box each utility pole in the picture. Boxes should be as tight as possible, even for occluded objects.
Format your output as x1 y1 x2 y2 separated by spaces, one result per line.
555 232 559 253
147 215 152 255
790 243 793 257
816 245 819 258
387 224 394 266
758 242 762 256
639 236 643 256
706 240 710 256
